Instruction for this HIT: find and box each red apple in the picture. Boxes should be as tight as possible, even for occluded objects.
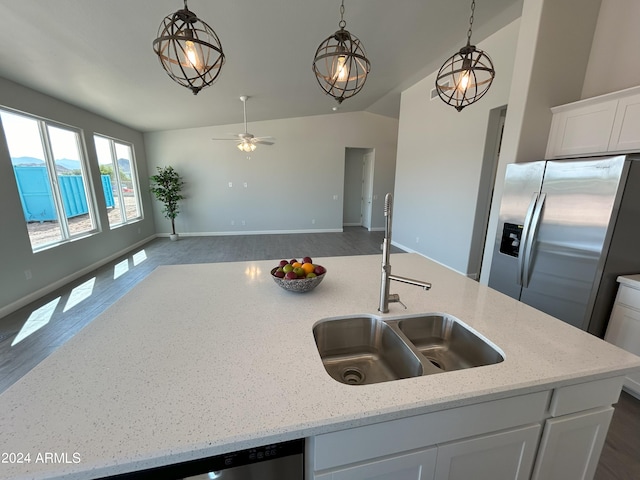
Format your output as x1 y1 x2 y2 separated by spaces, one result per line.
302 256 313 264
284 271 298 280
314 265 326 275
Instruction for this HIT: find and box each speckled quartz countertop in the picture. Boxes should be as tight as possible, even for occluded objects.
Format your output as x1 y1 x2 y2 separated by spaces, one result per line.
1 253 639 479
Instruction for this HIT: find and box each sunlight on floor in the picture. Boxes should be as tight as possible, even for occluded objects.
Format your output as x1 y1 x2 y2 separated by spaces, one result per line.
12 297 60 346
133 249 147 266
114 259 129 279
63 278 96 312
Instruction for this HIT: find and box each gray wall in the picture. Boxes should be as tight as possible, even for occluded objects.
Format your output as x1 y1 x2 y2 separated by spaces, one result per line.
144 112 398 235
392 19 520 276
0 77 156 316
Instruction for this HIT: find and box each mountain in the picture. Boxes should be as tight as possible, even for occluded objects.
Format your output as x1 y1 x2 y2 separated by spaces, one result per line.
11 156 44 166
12 156 82 174
117 158 131 174
56 158 81 171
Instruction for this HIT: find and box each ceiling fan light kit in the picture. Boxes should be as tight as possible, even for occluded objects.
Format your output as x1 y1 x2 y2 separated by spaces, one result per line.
153 0 225 95
435 0 495 111
212 96 276 153
312 0 371 104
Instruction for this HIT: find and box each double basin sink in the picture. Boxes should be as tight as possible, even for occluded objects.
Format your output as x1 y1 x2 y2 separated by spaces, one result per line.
313 313 504 385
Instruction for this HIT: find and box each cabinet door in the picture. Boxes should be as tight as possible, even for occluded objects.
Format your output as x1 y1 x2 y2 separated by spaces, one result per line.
604 302 640 396
313 447 437 480
546 100 617 158
433 424 540 480
531 406 614 480
609 93 640 152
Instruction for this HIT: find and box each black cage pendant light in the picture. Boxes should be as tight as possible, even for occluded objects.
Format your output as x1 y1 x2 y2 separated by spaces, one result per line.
312 0 371 104
435 0 495 111
153 0 225 95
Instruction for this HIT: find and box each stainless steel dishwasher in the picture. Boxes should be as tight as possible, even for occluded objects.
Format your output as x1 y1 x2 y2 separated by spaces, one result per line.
102 438 304 480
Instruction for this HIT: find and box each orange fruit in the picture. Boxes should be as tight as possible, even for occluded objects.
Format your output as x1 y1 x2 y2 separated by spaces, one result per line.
292 262 302 268
302 263 315 274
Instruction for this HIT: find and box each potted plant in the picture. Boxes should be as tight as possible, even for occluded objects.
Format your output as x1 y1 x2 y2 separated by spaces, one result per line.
149 166 185 241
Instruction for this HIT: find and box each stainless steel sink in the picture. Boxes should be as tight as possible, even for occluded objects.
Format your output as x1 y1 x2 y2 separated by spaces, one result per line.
313 314 503 385
312 316 423 385
394 315 504 371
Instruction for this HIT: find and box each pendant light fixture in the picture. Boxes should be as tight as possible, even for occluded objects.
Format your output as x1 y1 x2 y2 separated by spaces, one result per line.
435 0 495 111
312 0 371 104
153 0 225 95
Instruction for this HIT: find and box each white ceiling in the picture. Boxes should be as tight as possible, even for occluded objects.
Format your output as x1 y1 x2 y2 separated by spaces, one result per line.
0 0 523 132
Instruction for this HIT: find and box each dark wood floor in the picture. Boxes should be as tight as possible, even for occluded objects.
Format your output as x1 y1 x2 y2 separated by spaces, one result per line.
595 390 640 480
0 227 638 479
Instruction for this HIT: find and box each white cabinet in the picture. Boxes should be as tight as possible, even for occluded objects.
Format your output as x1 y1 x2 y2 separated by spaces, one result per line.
307 378 625 480
434 424 540 480
605 275 640 397
313 447 437 480
546 86 640 158
531 407 614 480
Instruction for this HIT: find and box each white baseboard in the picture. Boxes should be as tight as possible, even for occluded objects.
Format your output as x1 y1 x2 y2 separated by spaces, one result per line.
0 235 157 320
158 228 344 237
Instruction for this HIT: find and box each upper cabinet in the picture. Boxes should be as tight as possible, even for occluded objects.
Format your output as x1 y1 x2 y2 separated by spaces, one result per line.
546 85 640 158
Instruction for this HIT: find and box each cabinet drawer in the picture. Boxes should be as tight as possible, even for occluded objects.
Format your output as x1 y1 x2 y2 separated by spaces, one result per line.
310 391 549 471
617 285 640 310
548 376 624 417
605 304 640 355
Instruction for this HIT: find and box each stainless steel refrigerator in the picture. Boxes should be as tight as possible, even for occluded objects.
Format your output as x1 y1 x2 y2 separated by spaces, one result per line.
488 154 640 337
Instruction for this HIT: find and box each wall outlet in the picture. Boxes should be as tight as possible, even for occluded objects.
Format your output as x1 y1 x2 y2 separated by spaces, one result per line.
231 220 235 226
416 237 420 243
228 182 233 188
24 269 32 280
241 220 246 226
333 194 338 200
243 182 248 188
311 219 316 224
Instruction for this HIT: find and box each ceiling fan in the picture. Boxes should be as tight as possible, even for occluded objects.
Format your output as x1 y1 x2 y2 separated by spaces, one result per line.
212 96 275 152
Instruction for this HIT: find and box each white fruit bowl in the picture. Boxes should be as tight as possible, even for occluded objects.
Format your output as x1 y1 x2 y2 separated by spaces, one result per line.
270 267 326 293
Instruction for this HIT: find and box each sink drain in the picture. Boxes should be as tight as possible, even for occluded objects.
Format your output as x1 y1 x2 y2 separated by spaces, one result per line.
342 367 365 385
426 357 443 369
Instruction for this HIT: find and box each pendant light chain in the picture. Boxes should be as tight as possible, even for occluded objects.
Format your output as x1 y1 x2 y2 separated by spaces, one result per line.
339 1 346 29
467 0 475 45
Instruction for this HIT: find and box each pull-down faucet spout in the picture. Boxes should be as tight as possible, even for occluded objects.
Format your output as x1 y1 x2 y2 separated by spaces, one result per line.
379 193 431 313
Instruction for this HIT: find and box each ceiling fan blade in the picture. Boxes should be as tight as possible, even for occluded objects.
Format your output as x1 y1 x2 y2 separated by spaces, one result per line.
253 136 275 141
255 140 275 146
212 137 241 141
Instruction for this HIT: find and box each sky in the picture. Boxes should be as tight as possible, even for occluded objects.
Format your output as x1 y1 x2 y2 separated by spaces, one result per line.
1 110 81 160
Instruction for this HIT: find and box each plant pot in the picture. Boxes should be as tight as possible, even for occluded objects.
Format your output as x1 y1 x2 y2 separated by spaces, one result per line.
169 233 179 241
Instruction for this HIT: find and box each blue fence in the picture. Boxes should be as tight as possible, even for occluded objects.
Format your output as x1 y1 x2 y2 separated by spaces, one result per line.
13 166 115 222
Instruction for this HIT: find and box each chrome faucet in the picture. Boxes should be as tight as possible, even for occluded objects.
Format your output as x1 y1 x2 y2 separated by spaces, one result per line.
379 193 431 313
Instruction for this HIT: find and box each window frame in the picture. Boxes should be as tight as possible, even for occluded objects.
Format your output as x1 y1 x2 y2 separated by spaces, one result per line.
93 133 143 228
0 107 100 252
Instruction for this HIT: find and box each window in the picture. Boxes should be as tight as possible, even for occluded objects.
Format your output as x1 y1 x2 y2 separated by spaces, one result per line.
0 109 97 251
93 135 142 228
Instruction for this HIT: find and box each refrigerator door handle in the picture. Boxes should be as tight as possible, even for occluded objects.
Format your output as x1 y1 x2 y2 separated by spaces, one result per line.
522 193 546 288
517 193 540 287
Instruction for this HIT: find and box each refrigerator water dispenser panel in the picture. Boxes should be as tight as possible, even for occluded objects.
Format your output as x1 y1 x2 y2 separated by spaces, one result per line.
499 223 523 258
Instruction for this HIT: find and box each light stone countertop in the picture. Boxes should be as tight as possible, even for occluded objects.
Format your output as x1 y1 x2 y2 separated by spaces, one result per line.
618 274 640 290
1 253 639 479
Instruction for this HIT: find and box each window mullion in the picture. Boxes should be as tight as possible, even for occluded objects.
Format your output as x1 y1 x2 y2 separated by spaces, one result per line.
39 121 70 240
110 139 126 221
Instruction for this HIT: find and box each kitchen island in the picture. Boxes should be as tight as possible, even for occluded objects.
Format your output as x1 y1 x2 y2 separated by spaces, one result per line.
0 253 638 479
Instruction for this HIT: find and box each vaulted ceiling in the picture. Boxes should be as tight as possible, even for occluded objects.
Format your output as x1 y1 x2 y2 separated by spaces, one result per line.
0 0 523 132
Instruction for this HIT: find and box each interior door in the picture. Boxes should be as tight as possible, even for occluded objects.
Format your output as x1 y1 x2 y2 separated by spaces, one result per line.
519 156 627 329
361 153 374 230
